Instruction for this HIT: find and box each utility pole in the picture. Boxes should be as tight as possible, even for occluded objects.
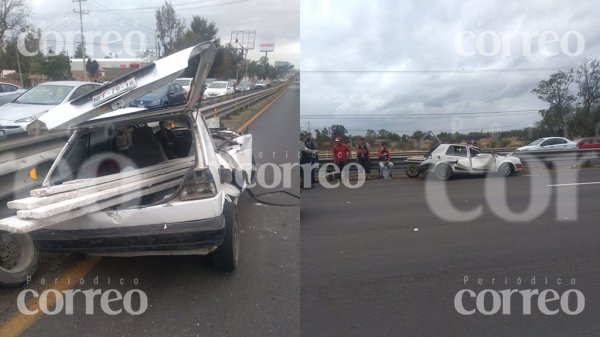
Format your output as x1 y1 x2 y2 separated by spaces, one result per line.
15 48 24 87
73 0 89 81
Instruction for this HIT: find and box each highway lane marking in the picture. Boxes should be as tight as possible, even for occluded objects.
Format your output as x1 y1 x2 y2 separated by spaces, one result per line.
548 181 600 187
0 256 101 337
236 84 291 133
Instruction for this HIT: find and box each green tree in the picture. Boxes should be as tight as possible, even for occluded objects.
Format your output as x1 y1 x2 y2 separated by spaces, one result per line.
531 71 575 136
330 125 348 141
190 16 218 42
86 58 99 77
30 53 71 80
155 1 185 56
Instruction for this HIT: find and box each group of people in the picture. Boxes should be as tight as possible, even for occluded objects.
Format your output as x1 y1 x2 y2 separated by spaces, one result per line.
332 137 394 180
300 135 395 187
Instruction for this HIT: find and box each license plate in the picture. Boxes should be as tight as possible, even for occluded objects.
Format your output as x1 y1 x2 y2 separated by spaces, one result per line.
92 77 137 106
138 105 145 108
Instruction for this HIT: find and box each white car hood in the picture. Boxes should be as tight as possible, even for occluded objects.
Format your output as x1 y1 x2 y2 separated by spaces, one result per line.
0 103 53 121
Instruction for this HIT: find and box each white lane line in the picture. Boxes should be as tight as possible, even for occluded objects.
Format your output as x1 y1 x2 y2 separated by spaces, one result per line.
548 181 600 187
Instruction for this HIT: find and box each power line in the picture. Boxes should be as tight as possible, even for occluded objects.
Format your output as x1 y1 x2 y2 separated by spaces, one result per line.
86 1 156 34
300 67 572 74
301 110 541 119
88 0 248 13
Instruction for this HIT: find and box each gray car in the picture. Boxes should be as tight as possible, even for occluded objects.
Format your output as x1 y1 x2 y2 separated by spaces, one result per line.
0 82 26 106
0 81 100 137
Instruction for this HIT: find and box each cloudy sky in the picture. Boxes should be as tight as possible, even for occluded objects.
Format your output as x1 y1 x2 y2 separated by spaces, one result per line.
28 0 299 65
300 0 600 135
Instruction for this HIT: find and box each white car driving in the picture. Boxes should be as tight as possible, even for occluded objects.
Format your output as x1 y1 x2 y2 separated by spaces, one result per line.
203 80 234 98
515 137 577 152
0 42 254 286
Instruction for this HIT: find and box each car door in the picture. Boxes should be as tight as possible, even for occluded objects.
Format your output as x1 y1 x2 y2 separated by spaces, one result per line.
446 145 471 171
555 138 568 149
469 147 494 171
540 139 554 149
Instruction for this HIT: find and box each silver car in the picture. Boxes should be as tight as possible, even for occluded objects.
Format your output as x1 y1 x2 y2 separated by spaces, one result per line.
0 81 100 137
0 82 26 106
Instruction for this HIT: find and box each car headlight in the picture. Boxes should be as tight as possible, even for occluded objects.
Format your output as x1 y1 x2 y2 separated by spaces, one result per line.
15 111 47 123
150 99 161 105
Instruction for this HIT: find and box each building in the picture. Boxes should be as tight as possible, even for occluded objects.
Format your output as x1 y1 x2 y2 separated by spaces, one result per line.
70 58 151 81
274 61 293 69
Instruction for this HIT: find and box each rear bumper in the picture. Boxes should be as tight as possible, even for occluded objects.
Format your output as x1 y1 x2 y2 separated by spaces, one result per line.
31 215 226 253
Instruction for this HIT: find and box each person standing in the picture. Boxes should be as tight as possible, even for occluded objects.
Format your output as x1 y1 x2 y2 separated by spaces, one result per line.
300 138 318 189
303 134 318 184
377 142 394 179
356 137 371 176
332 136 350 180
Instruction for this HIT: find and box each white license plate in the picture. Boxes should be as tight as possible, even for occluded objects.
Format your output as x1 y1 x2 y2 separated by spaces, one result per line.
92 77 137 106
138 105 145 108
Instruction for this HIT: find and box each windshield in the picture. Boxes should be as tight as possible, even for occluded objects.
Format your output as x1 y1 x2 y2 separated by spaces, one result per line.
240 81 252 86
15 85 74 105
527 138 544 146
208 82 227 89
148 85 169 95
173 79 190 86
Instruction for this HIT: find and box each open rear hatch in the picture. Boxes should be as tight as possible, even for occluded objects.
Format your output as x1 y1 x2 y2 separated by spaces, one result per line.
1 42 218 234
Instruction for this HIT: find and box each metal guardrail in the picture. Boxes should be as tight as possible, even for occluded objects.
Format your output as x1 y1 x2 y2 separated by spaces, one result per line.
198 82 286 108
198 83 288 120
316 148 600 174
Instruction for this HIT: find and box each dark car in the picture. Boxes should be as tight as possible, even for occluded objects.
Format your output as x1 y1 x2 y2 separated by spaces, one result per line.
235 81 255 92
577 137 600 149
129 83 187 108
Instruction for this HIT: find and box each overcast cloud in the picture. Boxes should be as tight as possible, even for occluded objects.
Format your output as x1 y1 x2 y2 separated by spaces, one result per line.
300 0 600 135
29 0 299 65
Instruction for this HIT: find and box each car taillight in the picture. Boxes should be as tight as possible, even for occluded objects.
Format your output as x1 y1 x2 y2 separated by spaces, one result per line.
179 169 217 201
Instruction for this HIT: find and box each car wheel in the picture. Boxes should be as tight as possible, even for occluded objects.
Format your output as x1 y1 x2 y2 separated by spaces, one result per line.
435 164 452 181
210 202 239 273
0 232 40 287
405 165 420 178
498 163 513 177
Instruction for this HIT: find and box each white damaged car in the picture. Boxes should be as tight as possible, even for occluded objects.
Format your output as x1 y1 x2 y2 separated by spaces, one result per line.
406 143 523 180
0 42 254 286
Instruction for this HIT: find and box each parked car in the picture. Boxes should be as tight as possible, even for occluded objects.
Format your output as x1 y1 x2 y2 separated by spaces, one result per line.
255 80 268 89
576 137 600 149
0 42 254 286
0 81 100 137
203 80 235 98
129 83 187 108
515 137 577 152
406 143 523 180
173 77 192 93
0 82 26 106
236 80 255 92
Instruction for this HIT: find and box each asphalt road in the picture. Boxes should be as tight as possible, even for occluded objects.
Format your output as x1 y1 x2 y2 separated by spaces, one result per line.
0 84 300 337
301 168 600 337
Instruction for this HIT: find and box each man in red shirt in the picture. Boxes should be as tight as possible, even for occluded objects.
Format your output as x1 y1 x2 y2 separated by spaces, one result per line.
332 136 350 180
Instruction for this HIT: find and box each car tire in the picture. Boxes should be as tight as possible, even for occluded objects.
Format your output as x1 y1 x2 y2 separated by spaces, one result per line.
210 202 239 273
498 163 513 177
435 164 452 181
405 165 420 178
0 232 41 287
